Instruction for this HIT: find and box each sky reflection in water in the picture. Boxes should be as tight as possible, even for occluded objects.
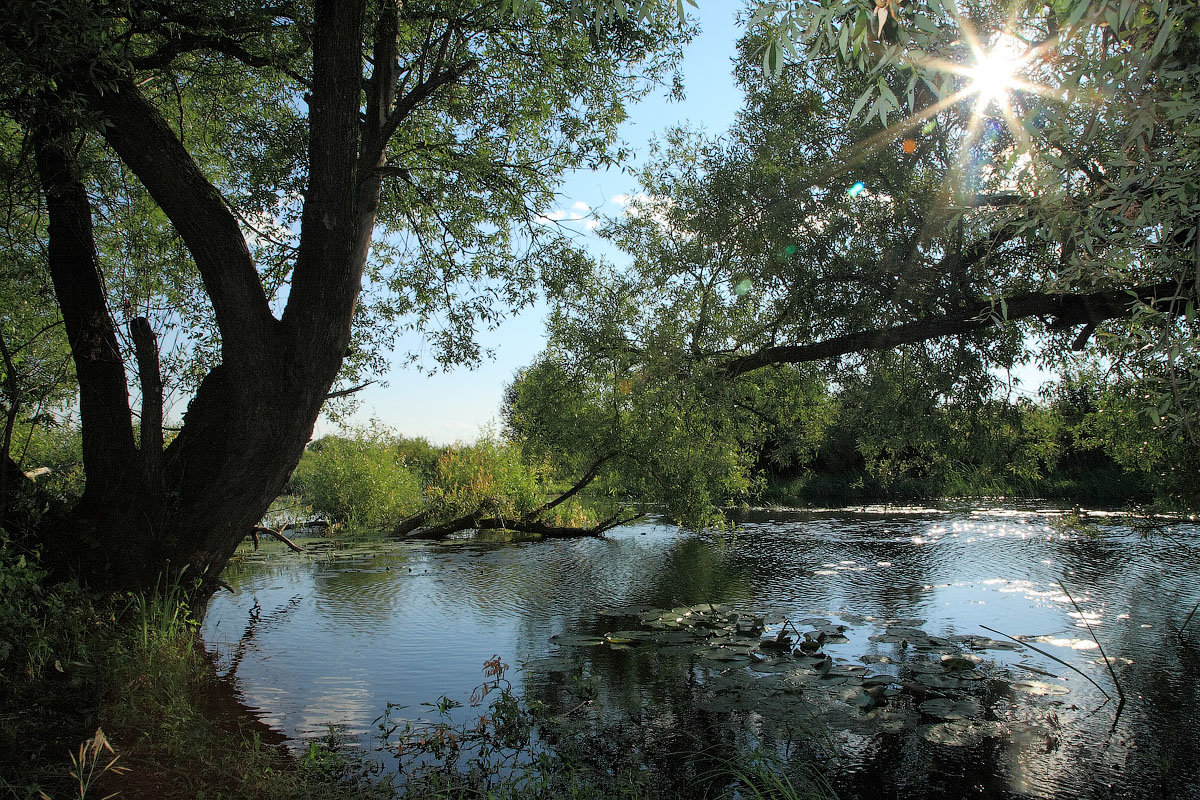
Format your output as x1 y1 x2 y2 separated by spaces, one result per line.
203 504 1200 799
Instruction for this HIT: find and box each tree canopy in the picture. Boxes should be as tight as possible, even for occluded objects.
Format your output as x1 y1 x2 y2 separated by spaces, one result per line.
0 0 689 593
1 0 1196 595
507 0 1199 518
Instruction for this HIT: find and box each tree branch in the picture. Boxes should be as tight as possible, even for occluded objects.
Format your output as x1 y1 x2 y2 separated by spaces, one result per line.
527 453 616 517
32 117 138 497
0 330 19 471
250 525 304 553
404 512 638 541
283 0 370 375
129 317 164 486
131 30 309 86
324 380 376 400
721 282 1189 377
82 78 278 366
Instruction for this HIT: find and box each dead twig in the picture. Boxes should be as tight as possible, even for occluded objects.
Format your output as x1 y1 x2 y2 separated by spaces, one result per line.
979 624 1110 700
1180 601 1200 638
1056 579 1125 703
250 525 304 553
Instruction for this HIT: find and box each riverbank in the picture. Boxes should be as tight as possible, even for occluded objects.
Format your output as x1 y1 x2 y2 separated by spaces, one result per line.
0 569 368 800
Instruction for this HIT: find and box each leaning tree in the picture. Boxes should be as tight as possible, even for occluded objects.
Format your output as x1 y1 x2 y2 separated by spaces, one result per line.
0 0 687 595
508 0 1200 517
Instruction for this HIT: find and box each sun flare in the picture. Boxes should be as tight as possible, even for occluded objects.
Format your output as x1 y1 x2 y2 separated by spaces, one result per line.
967 35 1024 111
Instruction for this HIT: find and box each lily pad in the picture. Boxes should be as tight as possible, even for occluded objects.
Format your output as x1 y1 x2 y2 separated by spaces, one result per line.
905 662 946 674
886 626 927 638
597 604 658 617
697 647 751 664
885 618 927 628
603 634 639 645
549 634 606 647
920 719 1007 746
521 657 580 673
941 654 983 670
915 672 967 689
918 697 983 720
848 705 922 733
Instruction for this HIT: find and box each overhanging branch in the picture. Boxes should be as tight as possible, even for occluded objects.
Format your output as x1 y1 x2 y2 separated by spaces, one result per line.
721 282 1189 377
324 380 376 401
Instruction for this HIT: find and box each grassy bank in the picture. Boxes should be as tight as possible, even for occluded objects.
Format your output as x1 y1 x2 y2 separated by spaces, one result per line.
0 563 376 799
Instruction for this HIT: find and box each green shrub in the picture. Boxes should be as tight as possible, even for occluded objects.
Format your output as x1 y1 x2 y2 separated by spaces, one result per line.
10 421 85 509
292 425 423 529
423 439 598 528
0 531 92 688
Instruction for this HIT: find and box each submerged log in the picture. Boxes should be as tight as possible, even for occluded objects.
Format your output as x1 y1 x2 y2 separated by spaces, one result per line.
399 511 645 541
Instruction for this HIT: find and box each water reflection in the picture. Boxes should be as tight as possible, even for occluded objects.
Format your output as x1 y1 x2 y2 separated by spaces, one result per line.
203 505 1200 799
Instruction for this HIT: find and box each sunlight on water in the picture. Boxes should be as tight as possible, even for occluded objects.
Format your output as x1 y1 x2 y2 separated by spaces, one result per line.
204 503 1200 799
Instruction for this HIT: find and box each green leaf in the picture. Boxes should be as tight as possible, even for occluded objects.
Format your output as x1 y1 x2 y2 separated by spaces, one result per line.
1066 0 1093 30
851 87 874 121
877 78 899 110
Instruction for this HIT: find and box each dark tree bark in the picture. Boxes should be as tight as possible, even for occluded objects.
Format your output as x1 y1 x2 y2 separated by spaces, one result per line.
14 0 473 603
32 119 138 507
129 317 164 489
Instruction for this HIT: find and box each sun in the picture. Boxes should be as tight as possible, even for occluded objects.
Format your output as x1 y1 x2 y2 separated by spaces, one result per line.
966 34 1024 112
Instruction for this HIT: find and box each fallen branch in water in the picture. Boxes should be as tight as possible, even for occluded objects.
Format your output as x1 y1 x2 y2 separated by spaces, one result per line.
249 526 304 553
402 512 645 541
1180 601 1200 639
1056 579 1125 704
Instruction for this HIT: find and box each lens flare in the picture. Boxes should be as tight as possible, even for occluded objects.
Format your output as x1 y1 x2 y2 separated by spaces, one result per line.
967 35 1023 111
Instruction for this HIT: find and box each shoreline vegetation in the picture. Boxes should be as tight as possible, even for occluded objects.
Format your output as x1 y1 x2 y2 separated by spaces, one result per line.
277 404 1171 542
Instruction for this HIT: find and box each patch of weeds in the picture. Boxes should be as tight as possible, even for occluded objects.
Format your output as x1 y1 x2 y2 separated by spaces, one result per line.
1049 509 1103 537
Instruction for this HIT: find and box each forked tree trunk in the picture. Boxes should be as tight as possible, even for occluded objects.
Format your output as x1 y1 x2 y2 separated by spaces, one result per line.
22 0 395 605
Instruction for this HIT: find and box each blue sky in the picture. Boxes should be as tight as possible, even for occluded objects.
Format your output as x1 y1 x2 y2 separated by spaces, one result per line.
322 3 748 443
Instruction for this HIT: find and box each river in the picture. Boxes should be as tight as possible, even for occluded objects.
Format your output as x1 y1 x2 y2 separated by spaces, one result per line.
202 504 1200 799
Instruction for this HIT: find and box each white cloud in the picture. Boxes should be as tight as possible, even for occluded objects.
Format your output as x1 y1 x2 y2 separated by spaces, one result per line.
610 192 651 208
571 201 590 213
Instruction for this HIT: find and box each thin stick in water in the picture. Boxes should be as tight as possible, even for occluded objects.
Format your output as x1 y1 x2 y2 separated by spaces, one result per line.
1180 601 1200 637
979 624 1110 701
1056 579 1125 701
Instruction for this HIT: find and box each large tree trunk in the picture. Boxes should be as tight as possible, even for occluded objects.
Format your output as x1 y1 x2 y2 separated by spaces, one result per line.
22 0 391 604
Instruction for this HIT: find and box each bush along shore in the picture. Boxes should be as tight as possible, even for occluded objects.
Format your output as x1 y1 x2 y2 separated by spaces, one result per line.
1 533 835 800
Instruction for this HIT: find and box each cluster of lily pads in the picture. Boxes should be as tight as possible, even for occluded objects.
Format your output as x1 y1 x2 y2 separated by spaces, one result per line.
527 604 1067 748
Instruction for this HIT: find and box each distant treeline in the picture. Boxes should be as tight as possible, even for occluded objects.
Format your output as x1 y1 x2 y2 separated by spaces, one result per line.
757 388 1152 507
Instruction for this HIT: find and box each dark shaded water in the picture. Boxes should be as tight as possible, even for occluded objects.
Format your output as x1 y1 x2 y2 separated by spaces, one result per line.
203 505 1200 799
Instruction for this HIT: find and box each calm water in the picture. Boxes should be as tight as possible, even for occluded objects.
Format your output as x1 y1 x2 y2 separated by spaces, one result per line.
202 504 1200 799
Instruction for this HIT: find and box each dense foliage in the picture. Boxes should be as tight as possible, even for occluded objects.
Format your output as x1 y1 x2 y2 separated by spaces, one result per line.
292 429 598 534
510 0 1199 518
